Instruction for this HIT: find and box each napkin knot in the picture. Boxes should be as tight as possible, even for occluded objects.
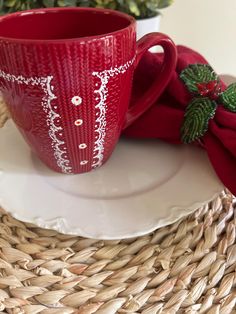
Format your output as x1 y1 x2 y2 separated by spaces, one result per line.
180 63 236 143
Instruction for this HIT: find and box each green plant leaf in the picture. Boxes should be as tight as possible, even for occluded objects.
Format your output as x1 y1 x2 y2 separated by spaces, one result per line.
0 0 174 16
57 0 77 6
219 83 236 112
95 0 117 9
5 0 17 7
128 0 140 17
0 0 4 10
43 0 55 7
180 64 218 94
146 2 158 12
77 0 93 7
181 97 217 144
157 0 174 9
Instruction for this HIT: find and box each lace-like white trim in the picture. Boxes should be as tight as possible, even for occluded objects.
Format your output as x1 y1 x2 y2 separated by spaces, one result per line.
0 70 72 174
92 56 135 169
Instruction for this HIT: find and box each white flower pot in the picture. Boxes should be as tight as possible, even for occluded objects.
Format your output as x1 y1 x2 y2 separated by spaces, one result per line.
136 14 161 40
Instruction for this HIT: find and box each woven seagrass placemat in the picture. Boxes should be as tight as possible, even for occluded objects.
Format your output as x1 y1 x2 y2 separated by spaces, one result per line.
0 100 236 313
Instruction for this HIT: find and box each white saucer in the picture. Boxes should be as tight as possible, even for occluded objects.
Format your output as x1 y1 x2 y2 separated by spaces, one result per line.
0 120 223 239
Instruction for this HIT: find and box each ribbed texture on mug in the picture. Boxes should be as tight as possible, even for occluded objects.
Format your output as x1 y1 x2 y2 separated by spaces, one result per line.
0 24 136 174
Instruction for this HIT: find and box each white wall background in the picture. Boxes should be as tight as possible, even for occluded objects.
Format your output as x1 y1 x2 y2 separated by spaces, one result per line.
160 0 236 75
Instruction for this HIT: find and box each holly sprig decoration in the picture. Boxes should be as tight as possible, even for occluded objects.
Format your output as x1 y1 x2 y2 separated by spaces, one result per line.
180 64 236 144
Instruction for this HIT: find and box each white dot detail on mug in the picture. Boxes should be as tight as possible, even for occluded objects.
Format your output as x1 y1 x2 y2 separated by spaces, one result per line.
74 119 83 126
80 160 88 165
79 143 87 149
71 96 82 106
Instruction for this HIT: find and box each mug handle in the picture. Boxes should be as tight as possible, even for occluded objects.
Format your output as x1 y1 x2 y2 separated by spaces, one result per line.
123 33 177 129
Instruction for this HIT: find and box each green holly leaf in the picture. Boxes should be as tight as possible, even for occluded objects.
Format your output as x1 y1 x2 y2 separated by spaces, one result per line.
219 83 236 112
181 97 217 144
180 64 218 94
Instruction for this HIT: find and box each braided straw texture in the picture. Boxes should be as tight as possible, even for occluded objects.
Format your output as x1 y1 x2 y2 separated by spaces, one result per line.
0 96 9 129
0 101 236 314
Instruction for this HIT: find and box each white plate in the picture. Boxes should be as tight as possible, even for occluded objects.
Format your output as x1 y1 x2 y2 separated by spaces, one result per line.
0 120 223 239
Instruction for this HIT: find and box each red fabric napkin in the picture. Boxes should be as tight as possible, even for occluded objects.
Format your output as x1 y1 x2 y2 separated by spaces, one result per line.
123 46 236 195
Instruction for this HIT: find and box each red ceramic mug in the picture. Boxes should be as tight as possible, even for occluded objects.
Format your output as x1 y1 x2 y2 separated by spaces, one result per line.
0 7 177 174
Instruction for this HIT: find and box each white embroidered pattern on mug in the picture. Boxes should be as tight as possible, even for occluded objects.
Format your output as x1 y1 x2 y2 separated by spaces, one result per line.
92 56 136 169
0 70 72 174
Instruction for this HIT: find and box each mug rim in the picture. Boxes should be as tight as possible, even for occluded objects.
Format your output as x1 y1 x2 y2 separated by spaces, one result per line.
0 7 136 44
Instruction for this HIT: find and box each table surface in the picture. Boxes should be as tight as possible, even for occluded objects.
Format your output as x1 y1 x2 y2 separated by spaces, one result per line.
160 0 236 76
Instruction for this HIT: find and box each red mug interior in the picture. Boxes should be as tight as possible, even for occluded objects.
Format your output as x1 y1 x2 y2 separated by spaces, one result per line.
0 8 133 41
